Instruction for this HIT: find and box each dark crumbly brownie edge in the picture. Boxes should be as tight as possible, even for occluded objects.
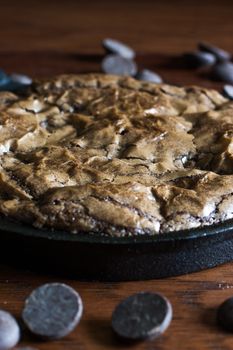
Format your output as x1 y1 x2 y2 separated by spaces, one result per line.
0 73 233 236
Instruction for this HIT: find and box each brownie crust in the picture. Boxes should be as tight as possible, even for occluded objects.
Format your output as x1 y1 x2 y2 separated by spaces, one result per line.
0 73 232 236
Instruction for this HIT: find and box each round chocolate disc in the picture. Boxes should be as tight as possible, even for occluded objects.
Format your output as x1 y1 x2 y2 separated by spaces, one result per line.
223 85 233 100
183 51 216 68
102 38 135 59
112 292 172 341
10 74 32 86
136 69 163 83
198 42 231 62
101 54 137 76
211 62 233 84
0 310 20 350
22 283 83 339
217 297 233 331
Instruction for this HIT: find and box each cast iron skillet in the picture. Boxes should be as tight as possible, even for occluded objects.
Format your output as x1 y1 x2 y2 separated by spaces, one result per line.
1 218 233 281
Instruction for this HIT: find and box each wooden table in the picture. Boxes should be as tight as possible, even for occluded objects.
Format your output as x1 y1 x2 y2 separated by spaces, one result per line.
1 1 233 349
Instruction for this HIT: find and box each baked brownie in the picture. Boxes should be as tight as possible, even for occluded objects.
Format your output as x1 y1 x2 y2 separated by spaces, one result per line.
0 73 232 236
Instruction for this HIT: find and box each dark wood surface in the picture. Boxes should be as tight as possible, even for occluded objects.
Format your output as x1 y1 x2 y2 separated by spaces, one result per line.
1 1 233 349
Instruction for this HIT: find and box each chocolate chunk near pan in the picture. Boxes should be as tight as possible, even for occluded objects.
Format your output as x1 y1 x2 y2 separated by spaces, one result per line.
198 42 231 62
136 69 163 83
0 70 11 87
101 54 137 76
211 62 233 83
112 292 172 341
217 297 233 331
0 310 20 350
10 74 32 86
183 51 216 68
22 283 83 339
223 84 233 100
102 38 135 59
0 81 28 92
0 70 31 92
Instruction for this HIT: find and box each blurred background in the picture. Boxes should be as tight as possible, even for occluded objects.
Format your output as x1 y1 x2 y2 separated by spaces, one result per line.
1 0 232 54
0 0 232 87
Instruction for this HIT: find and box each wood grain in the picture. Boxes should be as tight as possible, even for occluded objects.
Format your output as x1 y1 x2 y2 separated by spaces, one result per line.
0 0 233 55
0 1 233 349
2 263 233 350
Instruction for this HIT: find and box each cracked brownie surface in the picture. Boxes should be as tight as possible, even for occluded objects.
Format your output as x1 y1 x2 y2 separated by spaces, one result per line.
0 73 233 236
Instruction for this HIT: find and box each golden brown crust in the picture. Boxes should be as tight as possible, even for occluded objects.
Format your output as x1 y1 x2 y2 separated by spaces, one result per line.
0 73 232 236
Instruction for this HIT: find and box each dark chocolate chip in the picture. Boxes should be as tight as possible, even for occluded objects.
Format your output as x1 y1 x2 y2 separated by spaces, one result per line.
0 71 31 92
0 80 29 92
11 74 32 86
0 310 20 350
22 283 83 339
0 70 11 87
217 297 233 331
101 54 137 76
112 292 172 341
211 62 233 83
135 69 163 83
198 42 231 62
183 51 216 68
102 38 135 60
223 85 233 100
